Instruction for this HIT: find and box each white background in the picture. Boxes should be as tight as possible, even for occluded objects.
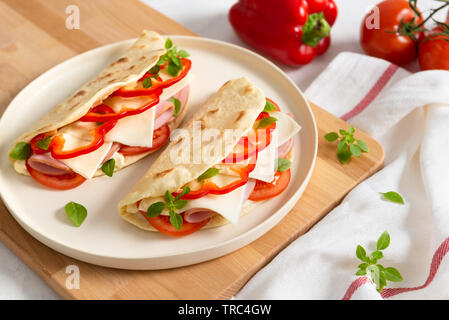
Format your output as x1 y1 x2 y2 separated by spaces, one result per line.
0 0 439 299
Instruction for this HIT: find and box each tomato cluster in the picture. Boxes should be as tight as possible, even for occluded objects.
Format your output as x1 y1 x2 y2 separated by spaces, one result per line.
360 0 449 70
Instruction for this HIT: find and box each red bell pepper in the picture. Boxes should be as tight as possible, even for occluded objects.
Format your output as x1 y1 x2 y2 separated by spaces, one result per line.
229 0 338 66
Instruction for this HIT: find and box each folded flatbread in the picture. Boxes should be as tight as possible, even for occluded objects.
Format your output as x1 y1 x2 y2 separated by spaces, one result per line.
10 30 193 182
119 77 301 232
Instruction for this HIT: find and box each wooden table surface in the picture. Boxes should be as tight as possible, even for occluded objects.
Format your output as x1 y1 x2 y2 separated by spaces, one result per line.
0 0 384 299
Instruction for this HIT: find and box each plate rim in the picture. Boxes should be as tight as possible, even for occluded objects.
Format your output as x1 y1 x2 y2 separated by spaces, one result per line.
0 35 318 269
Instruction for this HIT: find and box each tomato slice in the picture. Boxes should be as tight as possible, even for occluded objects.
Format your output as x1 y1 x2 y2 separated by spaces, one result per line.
140 211 210 237
119 124 170 156
25 160 86 190
248 169 291 201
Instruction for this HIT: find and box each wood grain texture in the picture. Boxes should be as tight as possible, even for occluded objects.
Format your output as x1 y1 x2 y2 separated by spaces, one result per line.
0 0 384 299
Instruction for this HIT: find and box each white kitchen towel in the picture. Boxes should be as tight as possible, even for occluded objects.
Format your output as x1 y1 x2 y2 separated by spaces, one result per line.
236 52 449 300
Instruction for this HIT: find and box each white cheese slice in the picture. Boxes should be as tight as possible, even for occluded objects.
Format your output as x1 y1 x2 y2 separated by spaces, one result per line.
271 111 301 145
249 130 278 182
181 182 248 224
59 133 112 179
138 178 248 225
105 107 156 147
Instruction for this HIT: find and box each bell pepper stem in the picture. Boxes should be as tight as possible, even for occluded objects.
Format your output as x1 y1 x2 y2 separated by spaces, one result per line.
301 12 331 48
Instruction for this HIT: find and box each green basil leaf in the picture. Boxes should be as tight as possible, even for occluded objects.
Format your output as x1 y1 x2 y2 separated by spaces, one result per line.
377 231 390 250
101 159 115 177
324 132 339 142
166 61 180 77
371 250 384 261
383 267 403 282
257 116 277 129
149 65 160 74
170 213 183 230
380 191 404 205
263 99 277 112
174 199 188 210
164 190 175 203
356 269 367 276
348 126 355 135
147 202 165 217
356 245 367 261
276 158 292 172
198 168 220 182
9 142 31 160
169 97 181 116
358 263 368 270
357 139 369 152
339 129 348 136
36 137 52 151
337 140 347 153
64 201 87 227
171 56 182 67
165 38 173 49
350 144 361 157
142 77 152 88
337 149 352 164
156 55 167 66
174 186 190 201
178 49 190 58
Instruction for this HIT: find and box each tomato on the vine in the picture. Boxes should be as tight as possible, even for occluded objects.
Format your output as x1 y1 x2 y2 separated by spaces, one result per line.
360 0 423 65
418 20 449 71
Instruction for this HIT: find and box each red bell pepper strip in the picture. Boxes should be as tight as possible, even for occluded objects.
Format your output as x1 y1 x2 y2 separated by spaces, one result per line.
50 118 117 160
78 90 162 122
229 0 338 66
111 58 192 98
222 111 276 164
172 159 257 200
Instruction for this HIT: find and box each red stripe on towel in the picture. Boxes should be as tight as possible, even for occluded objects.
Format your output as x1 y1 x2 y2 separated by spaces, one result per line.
341 64 398 121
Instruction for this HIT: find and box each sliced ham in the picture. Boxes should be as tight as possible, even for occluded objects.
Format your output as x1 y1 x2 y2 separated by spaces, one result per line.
154 85 190 129
184 208 218 224
27 154 73 176
278 138 294 158
101 142 121 164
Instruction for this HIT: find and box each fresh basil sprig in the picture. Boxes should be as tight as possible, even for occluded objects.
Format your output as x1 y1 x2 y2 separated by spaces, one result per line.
275 158 291 172
101 159 115 177
380 191 405 205
9 142 31 160
156 38 190 77
169 97 181 116
355 231 403 292
65 201 87 227
146 186 190 230
324 126 369 164
198 168 220 181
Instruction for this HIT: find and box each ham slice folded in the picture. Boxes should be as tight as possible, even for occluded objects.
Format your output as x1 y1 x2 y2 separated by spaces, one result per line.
27 154 73 176
278 138 294 158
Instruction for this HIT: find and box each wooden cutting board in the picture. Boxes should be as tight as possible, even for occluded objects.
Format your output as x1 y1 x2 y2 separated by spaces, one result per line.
0 0 384 299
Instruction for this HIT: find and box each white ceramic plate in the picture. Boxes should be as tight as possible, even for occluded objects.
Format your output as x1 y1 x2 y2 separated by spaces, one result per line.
0 36 317 270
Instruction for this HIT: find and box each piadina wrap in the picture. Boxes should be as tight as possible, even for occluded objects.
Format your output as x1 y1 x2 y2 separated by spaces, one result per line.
10 30 192 179
119 77 268 231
